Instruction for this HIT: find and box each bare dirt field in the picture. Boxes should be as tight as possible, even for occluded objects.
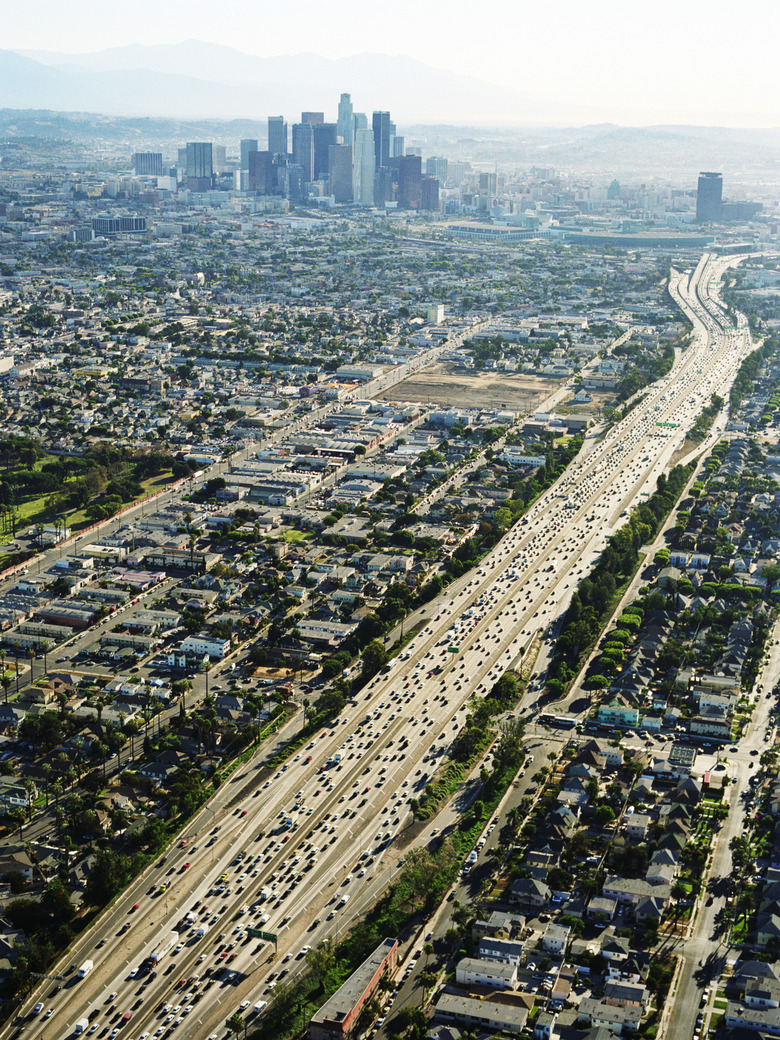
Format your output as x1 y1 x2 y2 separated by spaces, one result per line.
376 363 614 421
376 363 556 412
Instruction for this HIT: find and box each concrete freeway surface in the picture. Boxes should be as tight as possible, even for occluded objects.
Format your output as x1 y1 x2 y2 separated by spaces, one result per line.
8 255 753 1040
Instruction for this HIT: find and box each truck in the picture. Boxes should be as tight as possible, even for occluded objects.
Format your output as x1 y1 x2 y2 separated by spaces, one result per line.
196 924 208 939
77 960 94 979
149 932 178 966
74 1019 89 1034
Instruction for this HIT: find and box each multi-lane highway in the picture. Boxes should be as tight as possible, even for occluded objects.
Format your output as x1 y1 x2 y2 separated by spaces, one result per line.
12 254 753 1040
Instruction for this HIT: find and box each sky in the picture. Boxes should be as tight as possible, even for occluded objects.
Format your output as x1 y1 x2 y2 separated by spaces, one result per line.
3 0 779 126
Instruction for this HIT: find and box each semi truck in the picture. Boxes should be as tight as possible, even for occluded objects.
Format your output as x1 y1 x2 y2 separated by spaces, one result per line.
149 932 178 966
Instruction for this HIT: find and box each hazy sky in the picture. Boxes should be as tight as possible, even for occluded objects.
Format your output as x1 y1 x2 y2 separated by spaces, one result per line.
4 0 779 125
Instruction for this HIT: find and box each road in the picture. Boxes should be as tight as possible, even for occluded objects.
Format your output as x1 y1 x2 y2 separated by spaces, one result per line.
8 255 756 1040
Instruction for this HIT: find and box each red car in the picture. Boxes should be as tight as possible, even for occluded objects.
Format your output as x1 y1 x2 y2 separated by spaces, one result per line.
305 756 312 764
240 810 248 817
131 903 140 912
179 839 187 848
182 863 190 870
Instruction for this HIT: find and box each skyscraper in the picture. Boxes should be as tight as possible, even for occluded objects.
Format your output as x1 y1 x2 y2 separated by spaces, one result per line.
267 117 288 159
313 123 338 181
372 112 393 171
301 111 324 126
240 139 258 171
248 151 274 194
398 154 422 209
353 128 375 207
133 152 163 177
329 144 353 203
186 142 213 179
696 172 723 222
185 142 213 191
421 176 440 212
292 123 315 182
337 93 354 147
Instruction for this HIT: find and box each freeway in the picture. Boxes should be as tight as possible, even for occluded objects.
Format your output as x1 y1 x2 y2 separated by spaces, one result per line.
10 255 754 1040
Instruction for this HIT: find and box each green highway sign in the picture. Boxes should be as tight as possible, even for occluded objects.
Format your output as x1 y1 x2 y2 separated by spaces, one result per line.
249 928 278 942
448 646 459 654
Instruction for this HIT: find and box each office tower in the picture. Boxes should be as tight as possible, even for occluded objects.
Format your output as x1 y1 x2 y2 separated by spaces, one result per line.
479 171 498 195
240 139 258 170
214 145 227 172
328 144 353 203
421 176 440 211
337 93 354 146
353 128 375 206
392 135 405 158
313 123 337 180
278 164 305 199
373 167 390 207
354 112 367 133
267 117 288 159
186 142 213 178
185 142 213 191
292 123 315 182
398 154 422 209
372 111 393 171
697 172 723 222
248 151 274 193
302 111 324 126
426 157 448 183
133 152 163 177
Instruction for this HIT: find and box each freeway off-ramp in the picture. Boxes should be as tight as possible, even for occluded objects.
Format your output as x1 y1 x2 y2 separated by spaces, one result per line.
9 255 753 1040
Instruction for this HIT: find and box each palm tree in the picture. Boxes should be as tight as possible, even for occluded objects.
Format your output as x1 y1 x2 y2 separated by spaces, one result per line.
27 647 35 683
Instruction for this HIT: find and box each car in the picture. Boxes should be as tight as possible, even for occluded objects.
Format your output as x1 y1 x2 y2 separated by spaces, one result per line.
131 903 140 912
32 1003 44 1015
182 863 190 870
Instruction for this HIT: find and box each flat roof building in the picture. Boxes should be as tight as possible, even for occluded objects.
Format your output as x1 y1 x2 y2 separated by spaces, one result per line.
308 938 398 1040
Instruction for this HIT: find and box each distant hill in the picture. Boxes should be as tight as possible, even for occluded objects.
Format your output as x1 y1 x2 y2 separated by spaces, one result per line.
3 43 534 124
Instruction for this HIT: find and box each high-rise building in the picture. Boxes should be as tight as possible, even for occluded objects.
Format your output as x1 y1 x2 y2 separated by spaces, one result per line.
185 142 213 191
372 112 393 171
302 111 324 126
329 144 353 203
240 139 258 171
337 93 354 147
213 145 227 172
421 176 440 212
426 157 448 183
248 151 274 194
292 123 315 182
313 123 338 181
353 128 375 207
392 135 405 158
267 117 288 159
278 164 306 199
133 152 163 177
697 172 723 222
398 154 422 209
186 142 213 178
353 112 368 133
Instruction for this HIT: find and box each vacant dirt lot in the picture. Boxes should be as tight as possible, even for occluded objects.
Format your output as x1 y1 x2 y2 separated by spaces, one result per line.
377 363 613 420
376 363 555 412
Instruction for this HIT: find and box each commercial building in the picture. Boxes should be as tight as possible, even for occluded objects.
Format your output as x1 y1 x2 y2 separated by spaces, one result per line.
248 151 275 194
336 93 353 146
133 152 163 177
398 154 422 209
240 139 258 171
308 938 398 1039
185 142 213 191
301 111 324 126
292 122 315 183
329 144 353 203
372 111 393 171
267 117 288 159
313 123 338 181
352 128 375 206
697 172 723 222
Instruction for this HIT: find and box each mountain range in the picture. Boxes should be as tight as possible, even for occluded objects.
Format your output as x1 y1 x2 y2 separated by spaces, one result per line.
2 42 539 124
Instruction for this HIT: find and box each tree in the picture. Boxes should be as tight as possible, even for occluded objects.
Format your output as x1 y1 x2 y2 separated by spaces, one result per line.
305 936 337 992
226 1013 244 1037
361 639 388 681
